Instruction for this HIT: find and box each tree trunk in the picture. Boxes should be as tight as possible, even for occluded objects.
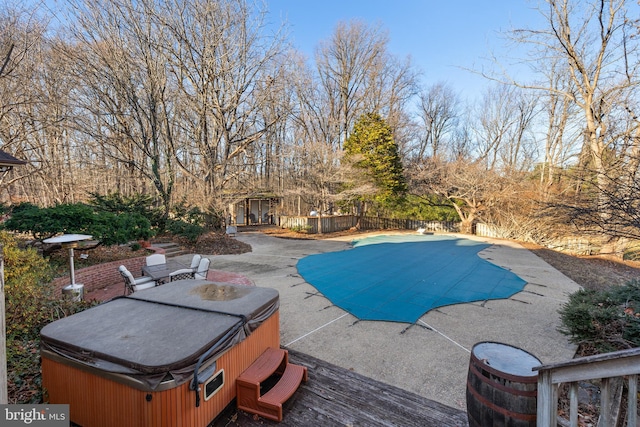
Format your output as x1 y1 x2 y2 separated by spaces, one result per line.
459 219 474 235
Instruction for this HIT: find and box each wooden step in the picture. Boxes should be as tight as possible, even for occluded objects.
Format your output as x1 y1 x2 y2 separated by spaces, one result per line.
237 347 287 385
260 362 307 407
236 347 307 422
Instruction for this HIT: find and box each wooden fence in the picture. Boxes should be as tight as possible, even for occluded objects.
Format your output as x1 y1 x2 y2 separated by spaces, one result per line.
278 215 459 234
474 223 595 255
279 218 595 256
474 223 506 239
279 219 596 255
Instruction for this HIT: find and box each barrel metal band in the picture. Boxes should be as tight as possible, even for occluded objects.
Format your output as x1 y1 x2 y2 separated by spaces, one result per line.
466 380 538 422
469 359 539 398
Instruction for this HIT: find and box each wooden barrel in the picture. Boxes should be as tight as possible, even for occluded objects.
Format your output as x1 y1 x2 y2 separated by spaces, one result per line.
466 341 540 427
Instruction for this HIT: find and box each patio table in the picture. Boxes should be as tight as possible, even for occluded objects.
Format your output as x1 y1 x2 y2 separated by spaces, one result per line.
142 259 189 283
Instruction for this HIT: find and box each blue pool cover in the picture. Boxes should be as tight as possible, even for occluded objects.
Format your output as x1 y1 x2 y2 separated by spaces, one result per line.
297 234 527 323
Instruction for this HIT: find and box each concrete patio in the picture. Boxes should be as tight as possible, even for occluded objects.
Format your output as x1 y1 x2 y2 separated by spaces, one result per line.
197 230 581 411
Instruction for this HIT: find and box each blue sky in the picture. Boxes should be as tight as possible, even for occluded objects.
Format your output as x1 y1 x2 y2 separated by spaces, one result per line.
33 0 543 100
266 0 544 100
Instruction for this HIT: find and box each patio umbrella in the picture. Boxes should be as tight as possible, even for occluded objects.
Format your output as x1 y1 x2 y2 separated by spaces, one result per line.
43 234 92 300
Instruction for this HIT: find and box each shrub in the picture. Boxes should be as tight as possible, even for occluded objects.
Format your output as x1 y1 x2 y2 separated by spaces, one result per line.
88 191 164 229
1 231 96 403
204 204 226 229
3 203 94 240
166 199 208 241
290 225 312 233
7 338 41 403
91 211 153 245
400 194 460 221
172 199 206 225
559 280 640 353
3 202 154 245
2 231 54 338
166 219 204 242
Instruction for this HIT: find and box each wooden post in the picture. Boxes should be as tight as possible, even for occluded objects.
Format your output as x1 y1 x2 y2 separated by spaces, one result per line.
536 370 556 427
0 243 7 404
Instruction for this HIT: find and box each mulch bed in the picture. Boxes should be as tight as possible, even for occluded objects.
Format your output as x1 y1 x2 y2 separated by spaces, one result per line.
167 232 252 255
518 241 640 292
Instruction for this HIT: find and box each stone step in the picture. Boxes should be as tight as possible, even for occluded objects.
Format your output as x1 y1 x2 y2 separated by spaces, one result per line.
152 242 189 258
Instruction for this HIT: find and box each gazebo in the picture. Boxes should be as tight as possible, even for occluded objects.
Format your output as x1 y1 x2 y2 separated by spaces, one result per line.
225 192 281 226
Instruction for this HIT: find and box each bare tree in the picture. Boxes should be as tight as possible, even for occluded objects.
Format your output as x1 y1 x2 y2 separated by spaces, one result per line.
289 20 416 213
0 43 13 78
408 158 508 234
536 59 582 198
497 88 539 173
283 53 346 215
405 81 541 236
472 84 539 173
544 1 638 178
24 37 86 204
497 0 640 255
285 140 347 216
160 0 288 204
509 1 640 219
64 0 178 218
315 20 389 148
361 51 418 151
413 82 461 160
0 5 50 200
0 4 25 79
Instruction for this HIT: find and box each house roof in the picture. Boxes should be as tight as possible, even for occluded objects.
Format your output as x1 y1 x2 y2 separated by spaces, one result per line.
0 150 26 167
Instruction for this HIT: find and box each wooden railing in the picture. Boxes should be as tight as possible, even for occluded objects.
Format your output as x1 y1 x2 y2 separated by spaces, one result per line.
534 347 640 427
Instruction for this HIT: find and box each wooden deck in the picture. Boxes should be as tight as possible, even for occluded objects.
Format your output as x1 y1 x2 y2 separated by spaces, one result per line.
212 349 469 427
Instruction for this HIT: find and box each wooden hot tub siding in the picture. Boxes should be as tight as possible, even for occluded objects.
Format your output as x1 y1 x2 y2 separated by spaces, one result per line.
42 311 280 427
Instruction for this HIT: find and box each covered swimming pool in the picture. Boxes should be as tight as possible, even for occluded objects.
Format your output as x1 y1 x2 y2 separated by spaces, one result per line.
296 234 527 323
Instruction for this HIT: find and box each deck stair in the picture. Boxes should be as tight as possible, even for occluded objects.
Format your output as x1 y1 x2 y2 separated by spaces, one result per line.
236 347 308 421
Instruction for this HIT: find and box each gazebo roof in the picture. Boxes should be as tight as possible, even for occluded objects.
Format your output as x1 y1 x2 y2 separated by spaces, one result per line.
0 150 26 168
222 191 280 200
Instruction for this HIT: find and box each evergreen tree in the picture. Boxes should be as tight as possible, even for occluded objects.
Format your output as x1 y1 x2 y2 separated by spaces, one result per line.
343 112 407 210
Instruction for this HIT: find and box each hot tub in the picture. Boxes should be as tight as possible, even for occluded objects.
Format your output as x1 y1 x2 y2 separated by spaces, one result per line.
41 279 280 427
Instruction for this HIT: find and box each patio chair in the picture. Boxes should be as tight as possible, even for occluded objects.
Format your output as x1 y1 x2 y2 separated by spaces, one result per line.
194 257 210 280
169 269 195 281
169 257 211 282
189 254 202 270
146 253 166 266
169 256 200 282
119 265 156 295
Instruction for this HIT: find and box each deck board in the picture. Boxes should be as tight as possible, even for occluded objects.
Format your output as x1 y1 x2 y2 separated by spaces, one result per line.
212 349 469 426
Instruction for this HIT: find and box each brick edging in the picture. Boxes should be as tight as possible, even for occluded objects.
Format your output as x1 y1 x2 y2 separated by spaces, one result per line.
50 246 165 298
